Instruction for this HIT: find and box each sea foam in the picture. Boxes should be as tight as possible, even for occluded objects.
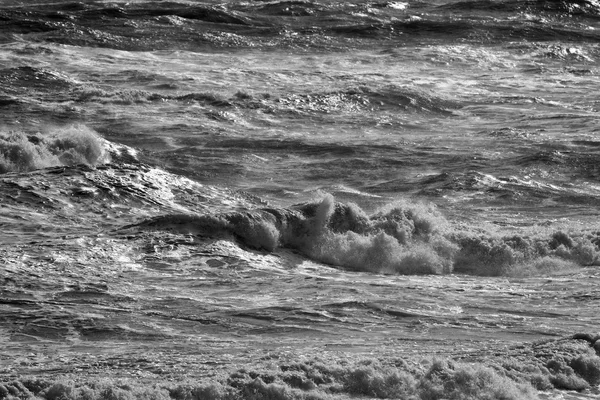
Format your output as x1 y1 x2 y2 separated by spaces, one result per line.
0 125 109 173
132 194 600 276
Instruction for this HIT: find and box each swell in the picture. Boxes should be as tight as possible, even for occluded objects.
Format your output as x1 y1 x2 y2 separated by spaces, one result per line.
1 68 459 115
3 0 600 51
274 86 460 114
417 170 600 204
333 17 600 43
0 66 76 102
71 86 460 115
2 3 257 26
80 5 253 26
443 0 600 18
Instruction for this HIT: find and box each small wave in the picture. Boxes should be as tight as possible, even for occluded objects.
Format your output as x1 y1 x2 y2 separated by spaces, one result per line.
129 195 600 276
71 3 254 26
537 0 600 17
313 184 383 199
362 85 461 113
438 0 520 12
330 23 391 38
276 86 460 114
174 92 233 106
443 0 600 17
148 5 252 25
0 11 58 34
0 125 109 173
0 66 75 94
516 148 600 180
419 171 505 193
75 87 154 104
74 88 235 106
277 90 368 113
383 14 600 43
419 168 600 206
252 1 326 16
3 0 600 52
381 2 409 10
541 44 594 61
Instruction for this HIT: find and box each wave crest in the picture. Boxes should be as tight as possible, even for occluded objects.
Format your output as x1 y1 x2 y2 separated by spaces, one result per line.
0 125 109 173
130 194 600 276
129 196 456 275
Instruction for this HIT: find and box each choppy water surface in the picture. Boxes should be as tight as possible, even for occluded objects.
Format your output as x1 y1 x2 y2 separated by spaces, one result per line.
1 1 600 399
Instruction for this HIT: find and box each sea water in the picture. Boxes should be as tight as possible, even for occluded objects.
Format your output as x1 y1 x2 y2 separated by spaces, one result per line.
1 1 600 399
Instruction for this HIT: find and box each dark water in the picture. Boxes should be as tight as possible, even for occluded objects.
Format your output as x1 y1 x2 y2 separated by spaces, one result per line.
1 1 600 399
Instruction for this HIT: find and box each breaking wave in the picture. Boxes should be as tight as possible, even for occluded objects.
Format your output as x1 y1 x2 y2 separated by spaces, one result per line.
0 125 109 173
129 194 600 276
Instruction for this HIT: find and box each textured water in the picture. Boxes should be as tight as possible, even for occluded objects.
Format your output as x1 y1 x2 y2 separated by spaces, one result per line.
1 1 600 399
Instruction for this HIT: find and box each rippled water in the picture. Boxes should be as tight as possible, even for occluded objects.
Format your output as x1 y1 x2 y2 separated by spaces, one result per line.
1 1 600 399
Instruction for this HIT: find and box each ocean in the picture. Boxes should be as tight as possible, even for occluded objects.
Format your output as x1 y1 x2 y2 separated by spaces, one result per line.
1 0 600 399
